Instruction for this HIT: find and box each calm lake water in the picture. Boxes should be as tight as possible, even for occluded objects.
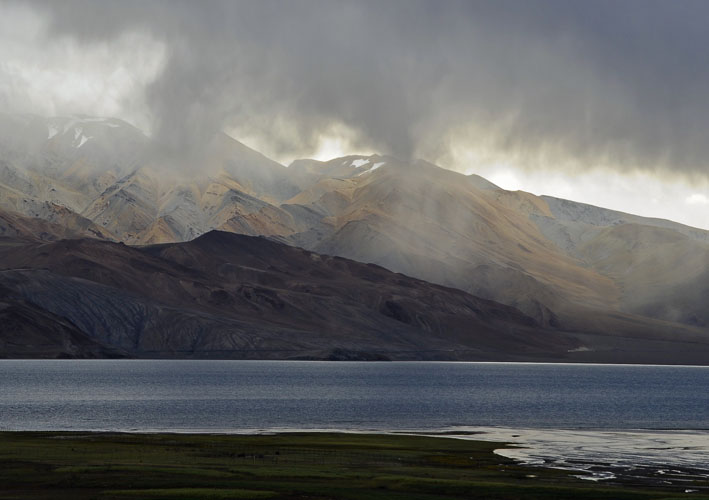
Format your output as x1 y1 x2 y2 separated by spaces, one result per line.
2 360 709 484
1 360 708 432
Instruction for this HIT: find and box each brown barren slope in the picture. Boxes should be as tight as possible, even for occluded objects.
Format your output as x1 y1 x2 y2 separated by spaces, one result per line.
0 230 577 360
2 229 709 363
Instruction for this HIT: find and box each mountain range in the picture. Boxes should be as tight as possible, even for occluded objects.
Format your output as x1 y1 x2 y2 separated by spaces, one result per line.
1 113 708 363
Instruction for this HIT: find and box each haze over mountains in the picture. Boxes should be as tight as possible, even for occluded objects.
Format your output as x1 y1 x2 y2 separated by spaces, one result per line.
1 113 708 363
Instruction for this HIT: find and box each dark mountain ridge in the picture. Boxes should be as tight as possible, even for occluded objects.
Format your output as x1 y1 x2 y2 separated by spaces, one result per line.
2 216 709 363
0 229 571 360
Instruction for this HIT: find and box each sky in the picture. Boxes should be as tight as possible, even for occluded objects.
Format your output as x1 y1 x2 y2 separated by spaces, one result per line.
1 0 709 229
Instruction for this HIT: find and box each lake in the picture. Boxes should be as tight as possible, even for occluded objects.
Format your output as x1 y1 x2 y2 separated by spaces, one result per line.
2 360 708 482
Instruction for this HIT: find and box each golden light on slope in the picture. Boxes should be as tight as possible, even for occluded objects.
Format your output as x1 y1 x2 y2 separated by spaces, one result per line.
462 161 709 231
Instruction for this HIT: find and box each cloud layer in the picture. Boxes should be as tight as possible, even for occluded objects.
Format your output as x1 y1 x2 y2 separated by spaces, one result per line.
4 0 709 178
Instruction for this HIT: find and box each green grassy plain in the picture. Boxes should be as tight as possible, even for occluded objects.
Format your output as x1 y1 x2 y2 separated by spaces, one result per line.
0 432 706 500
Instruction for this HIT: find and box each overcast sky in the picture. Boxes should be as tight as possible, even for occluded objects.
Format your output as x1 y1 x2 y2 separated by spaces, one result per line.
2 0 709 228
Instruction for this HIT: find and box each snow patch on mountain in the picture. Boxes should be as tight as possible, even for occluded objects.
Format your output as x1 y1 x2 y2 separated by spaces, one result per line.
544 197 628 227
76 135 91 148
357 161 385 176
68 126 92 148
540 195 709 245
350 158 370 168
48 116 125 140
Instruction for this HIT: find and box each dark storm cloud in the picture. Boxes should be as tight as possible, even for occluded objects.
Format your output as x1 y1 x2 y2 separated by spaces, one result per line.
21 0 709 174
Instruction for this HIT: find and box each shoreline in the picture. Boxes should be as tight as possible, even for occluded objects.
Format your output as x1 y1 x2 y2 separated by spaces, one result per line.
2 427 708 490
4 358 709 367
1 430 707 499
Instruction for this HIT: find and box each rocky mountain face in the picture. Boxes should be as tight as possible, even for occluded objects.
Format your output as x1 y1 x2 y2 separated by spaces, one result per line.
0 114 299 245
1 113 708 362
2 227 707 363
0 229 588 361
279 157 709 336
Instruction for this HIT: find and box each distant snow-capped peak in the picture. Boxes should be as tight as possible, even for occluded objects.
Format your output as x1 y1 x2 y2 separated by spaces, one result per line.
45 116 128 147
334 155 388 177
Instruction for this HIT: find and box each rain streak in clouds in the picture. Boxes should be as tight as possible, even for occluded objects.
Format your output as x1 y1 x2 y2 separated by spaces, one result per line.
3 0 709 186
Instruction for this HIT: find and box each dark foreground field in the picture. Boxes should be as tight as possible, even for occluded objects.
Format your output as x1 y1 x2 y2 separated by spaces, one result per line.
0 432 706 500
